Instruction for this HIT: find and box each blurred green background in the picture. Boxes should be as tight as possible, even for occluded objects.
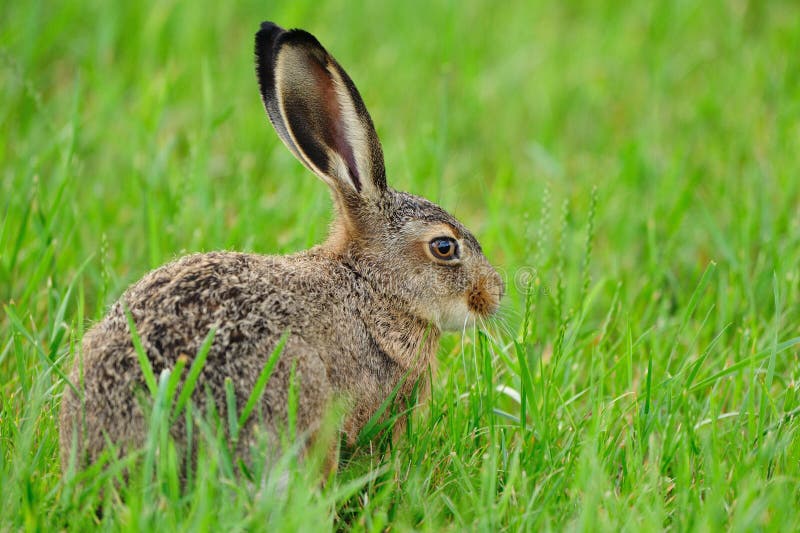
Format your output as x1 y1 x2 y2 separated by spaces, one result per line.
2 0 800 530
4 1 799 310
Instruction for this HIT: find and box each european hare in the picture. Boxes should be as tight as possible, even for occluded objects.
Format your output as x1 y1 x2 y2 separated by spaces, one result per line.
60 21 504 472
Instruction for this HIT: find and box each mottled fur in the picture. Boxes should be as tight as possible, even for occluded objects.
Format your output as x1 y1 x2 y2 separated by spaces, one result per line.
59 22 503 472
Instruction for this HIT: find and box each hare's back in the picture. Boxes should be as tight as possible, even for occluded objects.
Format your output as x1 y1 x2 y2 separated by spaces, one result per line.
63 251 338 464
85 251 330 374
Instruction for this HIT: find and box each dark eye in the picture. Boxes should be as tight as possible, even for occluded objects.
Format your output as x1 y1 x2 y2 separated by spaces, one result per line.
429 237 459 261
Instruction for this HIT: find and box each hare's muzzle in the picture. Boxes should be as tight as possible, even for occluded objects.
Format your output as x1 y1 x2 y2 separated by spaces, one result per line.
467 267 504 317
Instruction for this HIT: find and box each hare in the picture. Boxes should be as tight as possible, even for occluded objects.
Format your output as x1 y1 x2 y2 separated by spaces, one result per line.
59 21 504 473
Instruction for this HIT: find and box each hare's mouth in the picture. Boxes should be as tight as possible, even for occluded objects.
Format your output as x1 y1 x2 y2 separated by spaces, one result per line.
433 300 473 332
436 295 498 333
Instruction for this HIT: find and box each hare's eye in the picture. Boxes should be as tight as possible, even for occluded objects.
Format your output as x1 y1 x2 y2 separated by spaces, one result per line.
429 237 459 261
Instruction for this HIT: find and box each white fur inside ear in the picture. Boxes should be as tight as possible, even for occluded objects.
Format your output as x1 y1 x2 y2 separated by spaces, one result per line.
328 66 376 196
330 153 354 192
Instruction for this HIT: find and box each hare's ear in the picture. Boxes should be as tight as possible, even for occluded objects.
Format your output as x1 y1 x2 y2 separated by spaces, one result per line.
255 22 387 200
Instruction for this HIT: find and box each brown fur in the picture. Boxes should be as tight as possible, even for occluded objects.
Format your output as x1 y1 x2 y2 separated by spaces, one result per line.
59 22 503 472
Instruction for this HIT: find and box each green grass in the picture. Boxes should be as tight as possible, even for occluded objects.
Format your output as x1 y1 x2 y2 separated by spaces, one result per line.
3 0 800 530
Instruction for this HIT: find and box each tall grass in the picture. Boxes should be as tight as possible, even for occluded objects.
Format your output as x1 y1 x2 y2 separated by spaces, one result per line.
2 0 800 529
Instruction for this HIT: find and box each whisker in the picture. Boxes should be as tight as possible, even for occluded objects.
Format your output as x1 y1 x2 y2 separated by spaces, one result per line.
481 314 516 347
498 300 525 319
498 303 524 320
456 312 472 395
471 315 480 376
496 307 524 333
494 316 517 341
477 317 504 348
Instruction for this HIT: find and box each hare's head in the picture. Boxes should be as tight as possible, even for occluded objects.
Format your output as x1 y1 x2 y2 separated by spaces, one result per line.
255 22 503 331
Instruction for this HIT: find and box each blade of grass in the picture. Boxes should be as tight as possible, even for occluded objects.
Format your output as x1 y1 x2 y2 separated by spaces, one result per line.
225 377 238 441
172 327 216 420
237 330 288 429
665 261 717 371
689 337 800 392
123 304 157 397
4 304 78 396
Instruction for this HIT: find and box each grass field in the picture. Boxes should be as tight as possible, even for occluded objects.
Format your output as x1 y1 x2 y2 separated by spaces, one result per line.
3 0 800 530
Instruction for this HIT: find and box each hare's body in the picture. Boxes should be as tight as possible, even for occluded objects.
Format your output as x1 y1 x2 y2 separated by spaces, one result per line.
61 249 437 466
60 22 503 471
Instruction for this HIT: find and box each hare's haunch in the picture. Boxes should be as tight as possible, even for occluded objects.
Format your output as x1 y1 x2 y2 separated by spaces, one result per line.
60 21 504 471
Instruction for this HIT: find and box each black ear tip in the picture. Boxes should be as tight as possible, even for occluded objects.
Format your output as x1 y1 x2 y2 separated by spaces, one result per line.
256 21 285 50
259 21 283 33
